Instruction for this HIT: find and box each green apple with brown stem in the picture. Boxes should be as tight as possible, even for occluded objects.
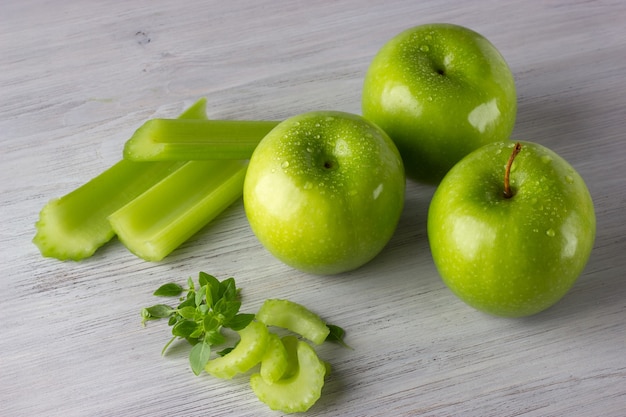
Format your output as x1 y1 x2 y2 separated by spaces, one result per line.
428 141 596 317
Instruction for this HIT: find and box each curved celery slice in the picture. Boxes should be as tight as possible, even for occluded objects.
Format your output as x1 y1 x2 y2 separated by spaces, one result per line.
278 335 300 379
259 333 289 384
205 321 269 379
31 98 210 261
124 119 279 161
250 339 328 413
108 159 248 261
256 299 330 345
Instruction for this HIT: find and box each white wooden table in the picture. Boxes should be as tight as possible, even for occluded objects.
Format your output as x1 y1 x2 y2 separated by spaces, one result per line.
2 1 625 416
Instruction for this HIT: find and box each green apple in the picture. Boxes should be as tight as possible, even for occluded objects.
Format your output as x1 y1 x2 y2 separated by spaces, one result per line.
362 23 517 184
428 141 595 317
243 111 405 275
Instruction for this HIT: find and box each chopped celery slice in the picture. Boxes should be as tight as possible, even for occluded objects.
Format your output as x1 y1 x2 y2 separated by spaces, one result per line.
278 335 300 379
259 333 289 384
108 159 248 261
256 299 330 345
123 118 279 161
32 98 209 261
204 321 269 379
250 339 328 413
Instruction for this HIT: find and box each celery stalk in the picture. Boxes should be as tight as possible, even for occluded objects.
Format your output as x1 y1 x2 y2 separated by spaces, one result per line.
123 119 279 161
33 98 209 261
33 160 186 260
108 159 248 261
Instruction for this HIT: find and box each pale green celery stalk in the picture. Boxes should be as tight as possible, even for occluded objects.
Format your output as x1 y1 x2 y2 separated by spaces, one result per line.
33 98 209 261
108 159 248 261
123 118 279 161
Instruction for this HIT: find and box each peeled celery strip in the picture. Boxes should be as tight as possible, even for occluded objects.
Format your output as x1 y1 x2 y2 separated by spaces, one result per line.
123 119 279 161
33 98 209 261
108 159 248 261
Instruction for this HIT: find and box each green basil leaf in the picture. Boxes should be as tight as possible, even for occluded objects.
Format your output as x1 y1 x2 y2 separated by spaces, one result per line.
190 327 204 339
205 330 226 346
177 296 196 310
143 304 175 319
216 346 234 357
200 273 220 308
204 284 213 310
195 284 206 307
199 272 219 288
189 341 211 376
197 304 209 315
172 320 198 338
224 313 255 331
203 315 220 333
326 324 351 349
219 277 237 301
153 283 183 297
178 306 197 320
213 298 240 318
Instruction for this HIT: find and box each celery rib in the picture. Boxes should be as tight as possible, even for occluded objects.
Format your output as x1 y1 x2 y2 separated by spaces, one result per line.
32 98 208 261
33 160 186 260
108 159 248 261
123 119 279 161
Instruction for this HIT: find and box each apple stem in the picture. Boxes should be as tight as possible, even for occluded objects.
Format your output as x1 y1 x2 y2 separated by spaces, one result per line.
503 142 522 199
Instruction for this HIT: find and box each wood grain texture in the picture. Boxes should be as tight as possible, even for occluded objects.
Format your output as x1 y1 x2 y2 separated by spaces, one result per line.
1 1 625 416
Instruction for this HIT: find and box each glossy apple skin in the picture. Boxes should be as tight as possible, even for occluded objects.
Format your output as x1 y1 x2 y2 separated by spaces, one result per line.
428 141 596 317
362 23 517 184
243 111 405 275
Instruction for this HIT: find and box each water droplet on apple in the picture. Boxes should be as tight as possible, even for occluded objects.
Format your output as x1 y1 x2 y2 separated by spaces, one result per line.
565 175 574 184
420 45 429 52
306 147 313 153
427 96 433 102
541 155 552 164
546 229 556 237
281 161 290 169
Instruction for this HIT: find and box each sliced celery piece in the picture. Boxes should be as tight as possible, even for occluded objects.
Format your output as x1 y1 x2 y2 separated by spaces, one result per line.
259 333 289 384
256 299 330 345
278 335 300 379
108 159 248 261
32 98 209 261
124 118 279 161
250 339 328 413
204 321 269 379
